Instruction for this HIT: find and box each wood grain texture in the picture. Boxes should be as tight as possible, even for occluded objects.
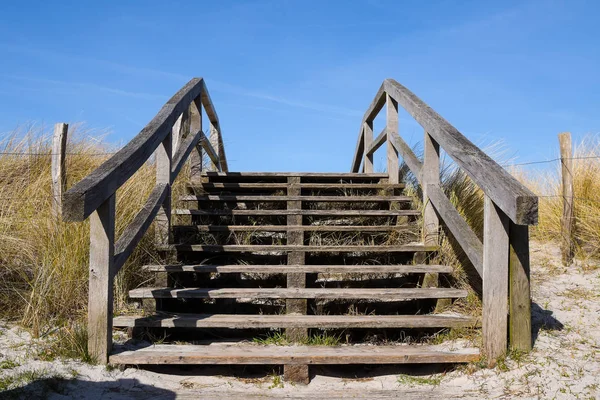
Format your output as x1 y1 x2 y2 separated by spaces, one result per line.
173 209 420 216
162 244 439 253
112 313 478 329
202 172 388 178
363 121 374 173
114 183 168 273
141 264 453 274
128 287 468 300
483 196 509 363
109 343 480 365
170 129 204 182
62 78 206 221
422 132 440 246
427 185 483 276
88 194 115 364
386 94 400 184
179 195 412 202
383 79 537 225
155 131 172 246
559 132 575 266
173 225 416 232
51 123 68 218
194 183 406 190
509 222 532 351
389 131 423 181
188 96 203 183
366 128 387 156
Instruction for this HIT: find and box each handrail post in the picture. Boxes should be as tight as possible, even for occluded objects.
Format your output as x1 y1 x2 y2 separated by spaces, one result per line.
386 94 399 183
483 196 509 365
509 222 532 351
209 122 221 171
155 125 172 245
363 122 373 173
422 131 440 245
189 96 203 183
88 193 115 364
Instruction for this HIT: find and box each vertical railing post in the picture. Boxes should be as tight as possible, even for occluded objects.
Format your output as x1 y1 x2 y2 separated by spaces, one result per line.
51 123 68 218
209 121 221 172
88 194 115 364
363 122 373 173
509 222 532 351
155 124 172 246
386 94 399 183
482 196 509 365
189 96 203 183
422 131 440 245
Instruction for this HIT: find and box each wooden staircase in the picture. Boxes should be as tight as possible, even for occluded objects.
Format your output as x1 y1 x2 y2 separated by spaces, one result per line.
60 78 537 384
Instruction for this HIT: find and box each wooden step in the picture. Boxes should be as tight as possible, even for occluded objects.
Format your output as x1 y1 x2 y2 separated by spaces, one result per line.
141 264 453 274
128 287 467 300
173 224 416 232
157 244 438 252
191 183 405 190
173 209 419 216
202 172 389 178
109 343 480 365
179 195 413 202
113 313 478 329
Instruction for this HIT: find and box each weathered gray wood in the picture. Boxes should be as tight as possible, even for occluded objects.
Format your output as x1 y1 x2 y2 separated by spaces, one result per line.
202 172 388 178
113 313 477 329
199 81 228 172
427 185 483 276
483 196 509 364
88 194 115 364
200 132 220 168
383 79 537 225
51 123 68 218
128 287 468 300
109 343 480 365
155 130 172 246
422 133 440 246
179 195 413 202
162 244 438 252
141 264 453 274
350 123 365 172
389 131 423 181
170 129 205 182
174 225 416 232
559 132 575 266
208 122 220 171
173 209 420 216
194 183 406 190
114 183 168 273
366 128 387 156
188 96 203 183
363 122 374 173
386 94 400 184
171 109 188 154
509 222 531 351
62 78 207 221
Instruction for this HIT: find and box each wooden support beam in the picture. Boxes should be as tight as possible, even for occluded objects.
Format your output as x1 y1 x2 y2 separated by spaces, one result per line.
509 222 532 351
363 122 373 173
188 96 203 183
386 94 399 184
422 132 440 245
483 196 509 364
88 194 115 364
559 132 575 266
51 123 68 218
389 131 423 181
155 129 172 246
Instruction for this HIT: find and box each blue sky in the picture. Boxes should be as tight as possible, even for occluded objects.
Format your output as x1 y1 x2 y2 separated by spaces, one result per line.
0 0 598 171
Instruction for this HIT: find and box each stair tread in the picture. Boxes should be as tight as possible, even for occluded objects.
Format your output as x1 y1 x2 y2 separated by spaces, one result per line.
201 172 389 178
191 183 405 189
157 244 438 252
179 195 412 202
109 343 480 365
173 224 416 232
128 287 468 300
173 209 419 216
141 264 453 274
113 313 478 328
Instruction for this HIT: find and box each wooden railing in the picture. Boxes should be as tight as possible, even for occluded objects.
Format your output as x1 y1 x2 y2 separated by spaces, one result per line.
351 79 538 362
62 78 227 363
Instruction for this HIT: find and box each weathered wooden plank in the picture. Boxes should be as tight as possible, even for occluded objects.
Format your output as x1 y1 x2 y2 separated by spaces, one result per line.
350 121 365 172
383 79 537 225
154 130 172 247
113 313 478 329
110 344 479 365
170 129 204 182
194 183 406 190
203 127 220 170
51 123 68 218
114 184 168 273
173 225 416 232
199 80 228 172
366 127 387 157
426 185 483 276
202 172 388 178
63 78 206 221
88 194 115 364
363 121 374 173
389 131 423 182
386 95 400 184
179 195 413 202
483 196 509 363
509 222 532 351
141 264 453 274
188 96 203 183
558 132 575 266
162 244 438 252
422 133 440 246
173 209 420 216
128 287 468 300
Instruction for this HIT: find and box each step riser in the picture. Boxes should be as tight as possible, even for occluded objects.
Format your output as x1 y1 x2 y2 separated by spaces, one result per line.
159 245 437 252
142 264 453 274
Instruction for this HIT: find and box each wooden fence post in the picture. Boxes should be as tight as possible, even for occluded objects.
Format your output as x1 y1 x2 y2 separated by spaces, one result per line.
88 194 115 364
559 132 574 266
422 131 440 245
155 126 172 246
189 97 203 183
509 222 531 351
51 123 68 218
483 196 509 365
209 122 220 171
386 94 399 184
363 122 373 173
